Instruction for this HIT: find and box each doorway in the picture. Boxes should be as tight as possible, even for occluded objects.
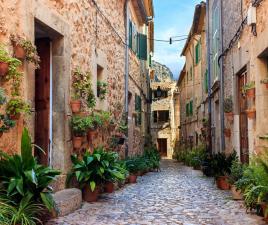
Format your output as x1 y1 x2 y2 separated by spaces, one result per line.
238 70 249 163
157 138 167 157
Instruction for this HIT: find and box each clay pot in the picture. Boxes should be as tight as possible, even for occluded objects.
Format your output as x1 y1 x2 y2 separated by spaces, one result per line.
9 114 20 120
70 100 81 113
87 129 97 142
265 83 268 89
104 182 114 193
231 185 243 200
73 136 83 149
14 45 26 60
216 176 230 190
246 88 255 98
225 112 234 122
128 174 137 183
224 128 231 138
0 62 9 76
82 185 99 202
246 109 256 119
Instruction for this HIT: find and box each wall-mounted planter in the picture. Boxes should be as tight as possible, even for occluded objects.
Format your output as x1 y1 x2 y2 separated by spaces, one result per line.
224 128 231 138
9 113 20 120
14 45 26 60
246 88 255 98
70 100 81 113
246 109 256 119
0 62 9 76
73 136 83 149
225 112 234 122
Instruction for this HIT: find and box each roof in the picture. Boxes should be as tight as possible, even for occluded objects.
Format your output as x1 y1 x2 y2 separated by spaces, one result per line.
181 2 206 56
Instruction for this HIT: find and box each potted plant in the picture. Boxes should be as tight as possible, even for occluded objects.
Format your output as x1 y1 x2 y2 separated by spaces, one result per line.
228 160 245 200
10 34 40 68
125 158 140 183
70 115 87 149
6 98 31 120
224 97 234 121
97 81 108 100
0 46 21 77
86 113 103 141
246 108 256 119
242 81 255 98
261 78 268 89
0 88 6 105
0 114 16 137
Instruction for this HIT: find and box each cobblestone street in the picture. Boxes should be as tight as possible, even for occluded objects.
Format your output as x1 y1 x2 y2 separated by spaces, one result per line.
47 160 265 225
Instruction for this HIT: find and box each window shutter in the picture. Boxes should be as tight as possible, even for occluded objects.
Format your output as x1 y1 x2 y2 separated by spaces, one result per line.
153 111 157 123
138 33 147 60
129 20 132 49
186 103 189 117
190 100 193 115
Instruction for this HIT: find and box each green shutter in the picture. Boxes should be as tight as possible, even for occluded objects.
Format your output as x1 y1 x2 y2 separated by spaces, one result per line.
139 33 147 60
195 40 201 64
186 103 189 117
129 20 132 49
204 69 208 93
190 100 193 115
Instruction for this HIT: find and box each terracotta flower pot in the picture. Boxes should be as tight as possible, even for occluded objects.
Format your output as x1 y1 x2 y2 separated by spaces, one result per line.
224 128 231 138
73 136 83 149
225 112 234 122
128 174 137 183
70 100 81 113
246 109 256 119
265 83 268 89
104 182 114 193
9 114 20 120
246 88 255 98
82 185 99 202
216 176 230 190
231 185 243 200
0 62 9 76
87 129 97 142
14 45 26 60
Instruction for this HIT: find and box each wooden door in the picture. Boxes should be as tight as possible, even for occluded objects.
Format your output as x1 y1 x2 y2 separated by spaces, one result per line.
157 138 167 157
238 71 249 163
35 38 50 165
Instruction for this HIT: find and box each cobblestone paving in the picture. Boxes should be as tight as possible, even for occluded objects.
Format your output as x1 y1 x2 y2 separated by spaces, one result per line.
47 160 266 225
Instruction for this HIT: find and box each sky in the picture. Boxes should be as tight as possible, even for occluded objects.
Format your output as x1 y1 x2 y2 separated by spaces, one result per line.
152 0 201 80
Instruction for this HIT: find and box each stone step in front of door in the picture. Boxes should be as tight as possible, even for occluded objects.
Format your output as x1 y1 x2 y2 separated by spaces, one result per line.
52 188 82 217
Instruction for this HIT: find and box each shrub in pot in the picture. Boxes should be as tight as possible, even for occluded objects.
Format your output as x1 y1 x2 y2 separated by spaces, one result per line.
125 158 140 183
261 78 268 89
0 46 21 77
0 114 16 137
242 81 255 98
224 97 234 122
6 98 31 120
0 128 60 215
71 115 87 149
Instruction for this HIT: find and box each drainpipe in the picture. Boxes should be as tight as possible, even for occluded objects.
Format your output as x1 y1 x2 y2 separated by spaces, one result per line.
219 0 225 152
206 0 212 154
124 0 130 158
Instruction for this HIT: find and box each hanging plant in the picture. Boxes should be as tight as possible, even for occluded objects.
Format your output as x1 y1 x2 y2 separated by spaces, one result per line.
6 98 31 120
97 81 108 100
10 34 40 68
0 46 21 78
0 114 16 137
224 97 234 121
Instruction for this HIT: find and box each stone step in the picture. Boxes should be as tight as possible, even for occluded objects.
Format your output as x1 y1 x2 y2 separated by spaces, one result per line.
52 188 82 217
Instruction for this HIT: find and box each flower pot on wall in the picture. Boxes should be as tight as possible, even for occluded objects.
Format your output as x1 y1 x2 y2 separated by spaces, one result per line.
224 128 231 138
225 112 234 122
9 113 20 120
231 185 243 200
246 88 255 98
14 45 26 60
246 109 256 119
129 174 137 183
73 136 83 149
0 62 9 76
70 100 81 113
216 176 230 190
104 182 114 193
82 185 99 202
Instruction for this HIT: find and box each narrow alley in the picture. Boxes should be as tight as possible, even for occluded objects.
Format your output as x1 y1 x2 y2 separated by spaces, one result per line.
47 160 264 225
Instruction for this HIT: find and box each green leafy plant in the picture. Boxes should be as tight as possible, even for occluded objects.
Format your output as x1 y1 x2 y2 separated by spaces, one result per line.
202 118 208 127
71 115 88 137
0 128 60 211
97 81 108 100
242 81 255 94
0 88 6 105
6 98 31 117
10 34 40 69
224 97 233 113
228 159 246 185
0 115 16 133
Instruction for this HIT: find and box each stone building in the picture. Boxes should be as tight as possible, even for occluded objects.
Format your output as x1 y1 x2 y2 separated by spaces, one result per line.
177 2 207 148
217 0 268 162
0 0 154 190
150 61 177 159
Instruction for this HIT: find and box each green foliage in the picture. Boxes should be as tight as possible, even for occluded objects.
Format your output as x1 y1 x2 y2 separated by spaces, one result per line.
71 115 88 136
228 159 246 185
242 81 255 93
6 98 31 117
68 148 127 191
0 192 44 225
224 97 233 113
0 128 60 212
97 81 108 100
0 88 6 105
10 34 40 69
0 115 16 133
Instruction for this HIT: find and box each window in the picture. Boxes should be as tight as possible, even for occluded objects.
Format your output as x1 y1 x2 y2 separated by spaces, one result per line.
153 110 169 123
135 94 142 126
212 4 220 81
97 65 104 98
195 40 201 64
204 69 208 93
190 66 193 80
186 100 193 117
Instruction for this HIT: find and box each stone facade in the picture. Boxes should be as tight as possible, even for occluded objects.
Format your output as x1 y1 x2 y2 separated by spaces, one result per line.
150 61 177 159
177 2 207 148
0 0 154 188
